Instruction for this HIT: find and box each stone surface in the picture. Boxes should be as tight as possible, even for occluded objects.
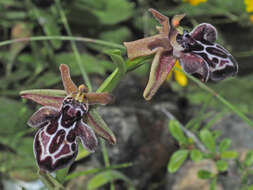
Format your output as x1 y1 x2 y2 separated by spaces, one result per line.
170 160 222 190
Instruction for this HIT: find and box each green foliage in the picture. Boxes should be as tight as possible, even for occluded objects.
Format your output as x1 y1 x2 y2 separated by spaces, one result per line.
190 149 203 162
216 160 228 172
89 0 134 25
168 120 188 145
218 138 232 153
87 170 135 190
220 151 238 159
200 129 216 153
168 150 189 173
244 150 253 167
197 170 213 179
1 0 253 189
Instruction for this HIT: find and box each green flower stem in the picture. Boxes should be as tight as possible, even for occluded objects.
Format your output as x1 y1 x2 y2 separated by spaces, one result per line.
100 138 110 167
38 170 65 190
55 0 91 91
0 36 125 50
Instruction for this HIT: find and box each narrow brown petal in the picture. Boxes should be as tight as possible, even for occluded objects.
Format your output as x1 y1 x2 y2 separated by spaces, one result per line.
149 8 170 35
144 49 176 100
59 64 78 95
20 89 66 108
124 35 163 60
85 92 114 105
87 109 116 144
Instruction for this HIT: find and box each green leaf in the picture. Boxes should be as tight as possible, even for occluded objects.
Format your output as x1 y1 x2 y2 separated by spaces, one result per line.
216 160 228 172
100 27 131 44
197 170 212 179
244 150 253 167
220 151 238 159
168 150 189 173
200 129 216 153
190 149 203 162
219 138 232 153
0 98 30 136
210 177 217 190
105 49 126 75
125 55 152 72
168 120 187 145
65 163 132 181
87 170 135 190
76 146 90 161
91 0 134 25
32 8 62 49
54 53 113 76
248 185 253 190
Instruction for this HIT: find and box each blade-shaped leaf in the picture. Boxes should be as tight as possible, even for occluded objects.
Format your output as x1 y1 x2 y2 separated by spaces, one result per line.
20 89 66 108
87 170 135 190
244 150 253 167
105 49 126 76
168 149 189 173
168 119 187 145
87 108 116 144
219 138 232 153
216 160 228 172
200 129 216 153
197 169 212 179
190 149 203 162
220 151 238 159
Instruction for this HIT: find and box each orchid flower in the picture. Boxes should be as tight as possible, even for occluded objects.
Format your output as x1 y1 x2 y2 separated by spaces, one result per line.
124 9 238 100
20 64 115 172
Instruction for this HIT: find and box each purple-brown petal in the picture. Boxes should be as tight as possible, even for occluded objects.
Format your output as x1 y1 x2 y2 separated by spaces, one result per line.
85 92 114 105
20 89 66 109
143 49 176 100
124 34 164 60
179 53 210 82
149 8 170 35
28 106 59 128
76 120 98 152
59 64 78 95
190 23 217 43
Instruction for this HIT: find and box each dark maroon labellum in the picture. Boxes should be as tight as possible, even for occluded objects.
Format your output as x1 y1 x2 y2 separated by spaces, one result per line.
28 96 98 172
176 23 238 81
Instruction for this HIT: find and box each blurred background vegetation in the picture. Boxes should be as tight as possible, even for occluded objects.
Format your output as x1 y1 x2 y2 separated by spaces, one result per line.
1 0 253 190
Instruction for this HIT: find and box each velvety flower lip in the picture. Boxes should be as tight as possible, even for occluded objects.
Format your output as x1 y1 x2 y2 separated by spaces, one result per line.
124 8 185 101
20 64 116 172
